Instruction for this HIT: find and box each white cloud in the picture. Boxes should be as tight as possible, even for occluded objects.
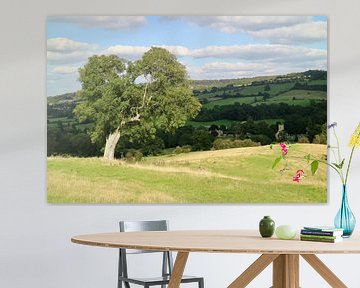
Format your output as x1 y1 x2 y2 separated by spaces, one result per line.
104 45 150 59
48 16 147 30
47 73 81 96
188 59 326 80
47 40 327 95
47 64 82 96
160 46 190 57
52 66 78 74
47 50 95 64
191 44 326 64
163 16 326 44
166 16 312 32
188 62 270 80
103 43 326 64
47 37 97 52
250 21 327 44
197 62 267 72
103 43 327 81
47 38 99 64
104 45 191 59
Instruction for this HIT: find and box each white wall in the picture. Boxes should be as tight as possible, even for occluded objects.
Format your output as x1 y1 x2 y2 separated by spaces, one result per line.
1 0 360 287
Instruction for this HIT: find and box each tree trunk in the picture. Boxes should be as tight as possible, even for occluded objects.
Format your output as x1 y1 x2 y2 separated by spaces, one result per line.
103 128 121 160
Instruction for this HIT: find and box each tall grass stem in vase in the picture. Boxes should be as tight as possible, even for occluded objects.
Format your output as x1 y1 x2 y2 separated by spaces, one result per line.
272 122 360 237
332 123 360 237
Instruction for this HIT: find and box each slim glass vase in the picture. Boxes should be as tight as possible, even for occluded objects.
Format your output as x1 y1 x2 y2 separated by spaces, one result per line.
334 185 356 237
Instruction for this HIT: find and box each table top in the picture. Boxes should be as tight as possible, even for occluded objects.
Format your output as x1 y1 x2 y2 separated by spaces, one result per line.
71 230 360 254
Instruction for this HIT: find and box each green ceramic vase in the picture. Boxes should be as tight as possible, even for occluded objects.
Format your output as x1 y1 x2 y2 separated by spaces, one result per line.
259 216 275 237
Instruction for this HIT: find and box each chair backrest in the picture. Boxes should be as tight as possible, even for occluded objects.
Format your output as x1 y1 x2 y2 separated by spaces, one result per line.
118 220 174 282
119 220 169 254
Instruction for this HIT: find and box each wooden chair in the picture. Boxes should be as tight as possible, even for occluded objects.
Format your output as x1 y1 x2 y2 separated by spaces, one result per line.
118 220 204 288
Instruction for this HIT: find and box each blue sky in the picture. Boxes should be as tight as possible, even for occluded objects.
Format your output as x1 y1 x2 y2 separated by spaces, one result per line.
47 16 327 96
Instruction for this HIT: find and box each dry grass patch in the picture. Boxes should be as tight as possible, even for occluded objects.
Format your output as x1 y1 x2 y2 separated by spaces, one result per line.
47 171 177 203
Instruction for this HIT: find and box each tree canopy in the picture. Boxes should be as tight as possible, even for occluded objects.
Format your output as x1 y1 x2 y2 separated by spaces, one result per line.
74 47 201 159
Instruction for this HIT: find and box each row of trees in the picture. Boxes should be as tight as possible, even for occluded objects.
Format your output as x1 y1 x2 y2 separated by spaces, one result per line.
47 122 215 157
195 101 326 123
48 115 326 158
48 122 101 157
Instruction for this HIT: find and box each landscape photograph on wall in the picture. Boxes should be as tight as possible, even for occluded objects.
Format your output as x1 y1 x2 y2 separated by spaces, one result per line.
47 16 328 203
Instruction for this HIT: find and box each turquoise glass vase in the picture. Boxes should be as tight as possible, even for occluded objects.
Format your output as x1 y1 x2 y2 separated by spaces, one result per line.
334 185 356 237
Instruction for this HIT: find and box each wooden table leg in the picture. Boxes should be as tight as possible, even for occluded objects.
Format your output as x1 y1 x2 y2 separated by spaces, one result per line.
228 254 279 288
272 254 299 288
168 252 189 288
301 254 347 288
288 255 299 288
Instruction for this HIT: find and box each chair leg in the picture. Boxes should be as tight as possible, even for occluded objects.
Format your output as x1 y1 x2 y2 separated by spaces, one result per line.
199 278 204 288
120 279 131 288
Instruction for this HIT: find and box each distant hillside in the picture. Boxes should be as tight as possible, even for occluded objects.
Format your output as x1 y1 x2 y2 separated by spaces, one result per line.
191 70 326 90
47 69 327 159
48 69 327 128
48 70 326 101
47 92 77 104
191 75 278 90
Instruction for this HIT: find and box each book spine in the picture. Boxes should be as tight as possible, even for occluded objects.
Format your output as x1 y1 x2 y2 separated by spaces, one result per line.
300 237 338 243
300 230 336 236
300 234 337 240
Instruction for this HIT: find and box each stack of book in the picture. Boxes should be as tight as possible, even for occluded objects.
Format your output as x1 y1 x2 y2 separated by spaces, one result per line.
300 226 344 243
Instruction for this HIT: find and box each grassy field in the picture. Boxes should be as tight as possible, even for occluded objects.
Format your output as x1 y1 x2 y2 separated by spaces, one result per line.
240 82 296 96
48 117 94 130
203 96 256 108
263 90 326 105
201 89 326 108
47 144 327 203
308 79 327 85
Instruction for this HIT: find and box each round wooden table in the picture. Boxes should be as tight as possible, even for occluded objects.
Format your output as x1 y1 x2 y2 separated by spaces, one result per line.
72 230 360 288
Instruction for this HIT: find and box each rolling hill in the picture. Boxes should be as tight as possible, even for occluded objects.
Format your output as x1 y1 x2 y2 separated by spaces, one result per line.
47 144 327 203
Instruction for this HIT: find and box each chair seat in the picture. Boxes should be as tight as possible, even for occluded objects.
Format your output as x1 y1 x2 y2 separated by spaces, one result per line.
119 275 203 286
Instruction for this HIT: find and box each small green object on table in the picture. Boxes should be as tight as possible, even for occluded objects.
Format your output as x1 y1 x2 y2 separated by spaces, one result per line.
275 225 297 240
259 216 275 238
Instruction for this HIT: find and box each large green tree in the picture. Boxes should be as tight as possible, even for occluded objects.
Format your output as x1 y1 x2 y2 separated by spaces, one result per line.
74 47 201 159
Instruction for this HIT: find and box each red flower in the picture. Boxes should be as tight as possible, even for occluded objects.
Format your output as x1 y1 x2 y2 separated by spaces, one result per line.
293 170 305 182
280 143 288 156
